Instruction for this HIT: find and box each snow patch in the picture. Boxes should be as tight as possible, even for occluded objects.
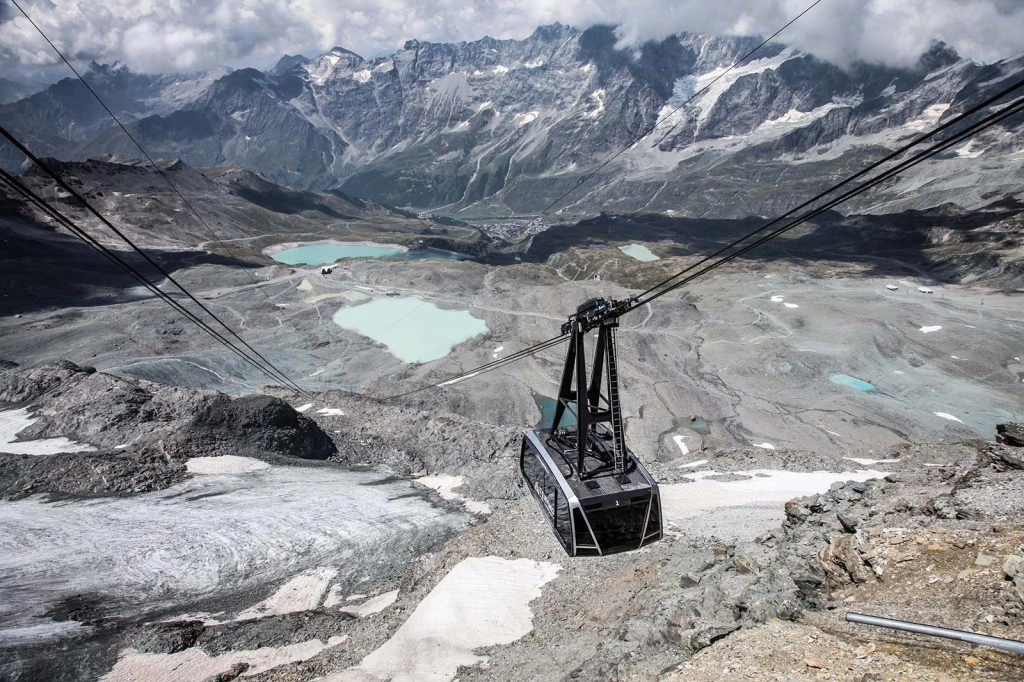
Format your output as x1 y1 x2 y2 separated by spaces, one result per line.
673 435 690 456
752 442 776 450
513 111 539 127
317 407 345 417
492 65 509 75
339 589 399 618
955 140 984 158
323 584 345 609
102 637 347 681
934 412 964 424
679 459 709 469
767 293 802 308
843 457 900 466
584 89 606 119
523 59 545 69
322 557 559 682
686 50 795 130
660 469 887 523
905 103 950 131
185 456 270 475
0 408 95 455
306 53 341 86
753 101 848 136
237 567 337 620
919 325 942 333
416 474 491 515
352 69 372 83
295 402 313 412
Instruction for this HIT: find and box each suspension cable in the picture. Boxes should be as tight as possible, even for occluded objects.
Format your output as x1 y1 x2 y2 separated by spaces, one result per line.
0 127 310 397
382 333 569 400
632 94 1024 309
528 0 825 221
631 77 1024 305
0 168 313 395
9 0 279 305
385 80 1024 399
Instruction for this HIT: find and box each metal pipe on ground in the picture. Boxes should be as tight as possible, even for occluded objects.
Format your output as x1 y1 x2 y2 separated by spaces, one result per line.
846 612 1024 655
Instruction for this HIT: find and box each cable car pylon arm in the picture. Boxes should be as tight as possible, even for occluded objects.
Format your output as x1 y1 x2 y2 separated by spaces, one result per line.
552 296 636 478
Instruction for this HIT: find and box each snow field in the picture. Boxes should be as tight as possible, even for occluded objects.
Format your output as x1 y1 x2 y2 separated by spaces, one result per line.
322 556 560 682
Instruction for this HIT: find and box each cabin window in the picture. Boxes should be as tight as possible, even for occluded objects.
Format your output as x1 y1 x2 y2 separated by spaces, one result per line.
522 443 555 518
585 500 649 553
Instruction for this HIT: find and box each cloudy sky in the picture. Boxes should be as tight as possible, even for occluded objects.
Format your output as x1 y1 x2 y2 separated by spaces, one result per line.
2 0 1022 81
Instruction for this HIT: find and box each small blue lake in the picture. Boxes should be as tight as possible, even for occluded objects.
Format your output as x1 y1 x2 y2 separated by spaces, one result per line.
618 243 660 262
270 242 464 266
830 374 876 392
332 296 487 364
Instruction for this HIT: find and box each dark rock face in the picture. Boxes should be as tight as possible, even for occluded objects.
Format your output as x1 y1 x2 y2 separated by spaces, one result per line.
0 363 336 499
0 450 189 500
996 422 1024 447
130 620 206 654
183 395 337 460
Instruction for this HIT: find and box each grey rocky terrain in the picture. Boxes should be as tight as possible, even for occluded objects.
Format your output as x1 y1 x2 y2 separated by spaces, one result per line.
0 22 1021 679
1 361 1021 681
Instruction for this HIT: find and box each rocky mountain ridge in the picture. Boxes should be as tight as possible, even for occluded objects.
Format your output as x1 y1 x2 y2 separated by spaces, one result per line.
2 26 1022 218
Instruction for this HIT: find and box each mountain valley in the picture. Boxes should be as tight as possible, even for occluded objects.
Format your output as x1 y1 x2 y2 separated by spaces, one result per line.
1 17 1023 682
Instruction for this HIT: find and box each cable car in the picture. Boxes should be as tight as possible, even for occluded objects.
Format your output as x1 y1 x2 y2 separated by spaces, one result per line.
520 297 662 556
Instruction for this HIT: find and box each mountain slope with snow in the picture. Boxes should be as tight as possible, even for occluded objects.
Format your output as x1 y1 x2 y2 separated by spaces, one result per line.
2 26 1021 218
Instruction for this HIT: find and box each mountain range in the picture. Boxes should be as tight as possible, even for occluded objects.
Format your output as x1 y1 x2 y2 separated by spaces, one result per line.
1 24 1022 218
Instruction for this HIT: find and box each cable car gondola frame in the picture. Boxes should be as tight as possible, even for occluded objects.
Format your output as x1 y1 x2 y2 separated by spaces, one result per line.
520 297 663 556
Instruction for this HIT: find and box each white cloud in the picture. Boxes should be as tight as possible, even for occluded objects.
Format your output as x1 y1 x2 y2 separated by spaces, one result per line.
0 0 1021 80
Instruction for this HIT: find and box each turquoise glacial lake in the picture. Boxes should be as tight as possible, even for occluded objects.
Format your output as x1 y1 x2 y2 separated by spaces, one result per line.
619 243 660 262
830 374 876 392
271 242 463 266
332 296 488 364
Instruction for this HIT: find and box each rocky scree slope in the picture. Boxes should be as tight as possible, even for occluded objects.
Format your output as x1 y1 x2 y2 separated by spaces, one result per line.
0 361 522 501
0 361 336 499
3 28 1021 217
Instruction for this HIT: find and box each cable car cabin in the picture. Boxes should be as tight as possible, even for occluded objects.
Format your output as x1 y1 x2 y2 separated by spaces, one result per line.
521 425 662 556
519 296 663 556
